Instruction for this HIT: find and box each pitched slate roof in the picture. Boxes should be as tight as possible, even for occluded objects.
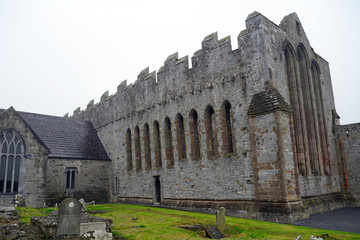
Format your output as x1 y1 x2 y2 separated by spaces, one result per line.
0 108 110 160
248 85 292 116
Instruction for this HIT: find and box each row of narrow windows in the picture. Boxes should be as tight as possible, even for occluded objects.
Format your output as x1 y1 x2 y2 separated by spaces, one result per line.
125 101 235 171
284 43 331 176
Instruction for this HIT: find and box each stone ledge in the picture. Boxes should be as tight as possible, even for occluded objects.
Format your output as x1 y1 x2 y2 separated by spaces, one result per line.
117 194 351 223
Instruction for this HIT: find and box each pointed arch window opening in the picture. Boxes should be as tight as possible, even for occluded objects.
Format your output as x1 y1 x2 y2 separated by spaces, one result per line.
189 110 201 160
223 101 234 154
153 121 162 168
125 129 133 171
298 46 322 175
311 62 331 175
164 117 174 167
0 130 23 194
205 106 217 157
134 126 142 172
284 45 307 175
175 113 186 160
66 167 77 189
143 123 152 169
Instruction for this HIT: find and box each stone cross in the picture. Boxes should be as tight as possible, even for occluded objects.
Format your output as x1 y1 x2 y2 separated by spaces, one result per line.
55 198 82 238
216 207 226 234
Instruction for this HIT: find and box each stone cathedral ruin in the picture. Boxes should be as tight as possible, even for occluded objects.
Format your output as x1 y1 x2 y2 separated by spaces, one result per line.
1 12 359 223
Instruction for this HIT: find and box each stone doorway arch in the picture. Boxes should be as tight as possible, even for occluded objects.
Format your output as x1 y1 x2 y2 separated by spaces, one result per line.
154 176 161 203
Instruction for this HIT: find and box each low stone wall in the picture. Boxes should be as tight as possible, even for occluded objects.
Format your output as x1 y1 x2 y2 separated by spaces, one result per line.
0 206 26 240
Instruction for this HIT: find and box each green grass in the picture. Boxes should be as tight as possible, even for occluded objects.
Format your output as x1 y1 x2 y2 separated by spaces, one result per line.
17 204 360 239
16 207 54 225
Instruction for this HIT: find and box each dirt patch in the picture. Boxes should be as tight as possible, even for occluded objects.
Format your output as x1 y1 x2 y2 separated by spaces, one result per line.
22 224 45 240
88 210 112 214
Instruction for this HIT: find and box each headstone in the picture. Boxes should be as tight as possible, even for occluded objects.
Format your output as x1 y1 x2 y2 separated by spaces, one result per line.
204 225 224 239
216 207 226 234
55 198 82 238
79 198 87 213
14 194 25 207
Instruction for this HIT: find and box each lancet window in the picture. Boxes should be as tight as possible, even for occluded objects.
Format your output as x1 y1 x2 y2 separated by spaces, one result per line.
175 113 186 160
164 117 174 167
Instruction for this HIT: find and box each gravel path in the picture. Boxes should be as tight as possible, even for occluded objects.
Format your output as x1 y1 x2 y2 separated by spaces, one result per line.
293 207 360 234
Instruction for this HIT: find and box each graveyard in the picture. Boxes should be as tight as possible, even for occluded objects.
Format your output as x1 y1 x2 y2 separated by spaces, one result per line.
9 203 360 239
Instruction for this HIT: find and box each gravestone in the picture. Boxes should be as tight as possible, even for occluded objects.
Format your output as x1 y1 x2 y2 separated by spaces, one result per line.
14 194 26 207
204 225 224 239
79 198 87 213
55 198 82 238
216 207 226 234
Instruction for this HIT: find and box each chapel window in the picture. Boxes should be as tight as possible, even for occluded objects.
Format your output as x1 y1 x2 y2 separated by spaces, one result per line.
222 101 234 154
0 130 23 194
189 109 200 160
134 126 142 171
143 123 151 169
175 113 186 160
284 44 307 175
153 121 162 168
164 117 174 168
311 61 331 175
298 45 321 175
204 105 217 158
66 167 77 189
125 129 133 171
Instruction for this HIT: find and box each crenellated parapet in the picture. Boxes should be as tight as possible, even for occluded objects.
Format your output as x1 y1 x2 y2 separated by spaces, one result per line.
72 31 239 126
71 11 329 132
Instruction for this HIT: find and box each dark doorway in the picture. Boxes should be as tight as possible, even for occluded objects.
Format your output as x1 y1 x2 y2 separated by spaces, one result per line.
154 176 161 203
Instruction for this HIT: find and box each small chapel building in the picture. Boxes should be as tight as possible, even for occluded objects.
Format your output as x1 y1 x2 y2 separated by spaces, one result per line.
0 107 111 208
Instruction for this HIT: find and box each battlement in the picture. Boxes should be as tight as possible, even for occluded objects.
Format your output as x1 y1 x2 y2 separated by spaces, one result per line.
71 12 323 129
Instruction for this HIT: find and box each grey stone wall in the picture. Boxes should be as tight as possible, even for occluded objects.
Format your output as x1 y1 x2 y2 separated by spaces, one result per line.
70 12 343 221
337 123 360 206
0 108 48 208
46 158 112 206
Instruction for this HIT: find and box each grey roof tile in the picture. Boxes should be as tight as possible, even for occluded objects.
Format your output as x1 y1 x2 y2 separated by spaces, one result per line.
248 85 292 116
0 108 110 160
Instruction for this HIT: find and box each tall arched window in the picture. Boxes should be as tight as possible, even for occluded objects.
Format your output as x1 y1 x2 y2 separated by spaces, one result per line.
175 113 186 160
311 61 331 175
164 117 174 168
284 43 308 175
134 126 142 171
0 130 23 194
125 129 133 171
204 105 217 158
221 101 234 154
189 109 200 160
143 123 151 170
298 45 321 175
153 121 162 168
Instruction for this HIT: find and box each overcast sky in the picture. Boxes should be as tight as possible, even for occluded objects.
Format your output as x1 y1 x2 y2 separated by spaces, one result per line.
0 0 359 124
